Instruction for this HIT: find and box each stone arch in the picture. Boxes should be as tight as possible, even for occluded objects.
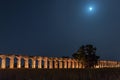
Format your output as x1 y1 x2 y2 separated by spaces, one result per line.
33 57 37 68
47 58 53 69
52 58 58 69
29 56 37 68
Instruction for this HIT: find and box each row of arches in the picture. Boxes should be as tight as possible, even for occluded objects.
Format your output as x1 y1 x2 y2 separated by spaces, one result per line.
0 54 82 69
0 54 120 69
97 60 120 68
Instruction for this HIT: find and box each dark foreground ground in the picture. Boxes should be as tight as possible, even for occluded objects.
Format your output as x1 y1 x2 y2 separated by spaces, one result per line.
0 68 120 80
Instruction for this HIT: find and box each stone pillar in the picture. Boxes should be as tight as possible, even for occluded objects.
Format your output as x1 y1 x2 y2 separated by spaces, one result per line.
38 57 42 68
43 57 48 68
54 58 58 68
63 59 67 68
9 57 14 69
32 59 36 68
24 58 29 68
68 59 71 68
59 61 62 68
1 56 6 69
78 62 82 68
49 59 53 69
75 61 79 68
71 60 75 68
59 58 62 69
17 57 21 68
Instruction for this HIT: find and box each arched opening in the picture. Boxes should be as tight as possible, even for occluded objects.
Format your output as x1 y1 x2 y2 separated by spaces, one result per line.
48 60 50 68
29 59 32 68
6 57 10 68
57 61 59 68
62 61 64 68
67 61 69 68
53 61 55 69
42 60 44 68
14 57 18 68
36 60 38 68
21 58 25 68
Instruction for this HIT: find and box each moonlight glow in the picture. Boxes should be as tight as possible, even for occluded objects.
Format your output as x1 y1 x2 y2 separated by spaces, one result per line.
89 7 93 11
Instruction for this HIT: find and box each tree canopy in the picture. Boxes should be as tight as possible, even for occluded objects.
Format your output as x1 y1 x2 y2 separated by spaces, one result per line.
72 44 100 68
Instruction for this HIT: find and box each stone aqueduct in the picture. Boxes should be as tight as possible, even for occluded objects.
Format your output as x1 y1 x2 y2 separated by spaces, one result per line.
0 54 120 69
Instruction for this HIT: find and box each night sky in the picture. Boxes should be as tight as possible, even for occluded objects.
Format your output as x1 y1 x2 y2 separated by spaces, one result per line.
0 0 120 60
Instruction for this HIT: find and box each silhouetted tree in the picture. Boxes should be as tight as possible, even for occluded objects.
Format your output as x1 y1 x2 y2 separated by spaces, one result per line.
72 45 87 68
72 44 100 68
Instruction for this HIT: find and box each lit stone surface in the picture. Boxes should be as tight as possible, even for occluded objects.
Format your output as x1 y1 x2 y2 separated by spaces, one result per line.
71 60 75 68
63 59 67 69
31 57 36 68
75 61 79 68
9 56 14 69
48 58 53 69
24 57 29 68
58 58 63 69
43 57 48 68
17 57 21 68
1 55 6 69
54 58 58 68
0 54 119 69
68 59 71 68
37 57 42 68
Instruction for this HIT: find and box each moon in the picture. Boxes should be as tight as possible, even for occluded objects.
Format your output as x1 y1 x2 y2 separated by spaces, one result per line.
89 7 93 11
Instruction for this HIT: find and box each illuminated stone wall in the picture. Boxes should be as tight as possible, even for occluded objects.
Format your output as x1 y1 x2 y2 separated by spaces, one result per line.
0 54 119 69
